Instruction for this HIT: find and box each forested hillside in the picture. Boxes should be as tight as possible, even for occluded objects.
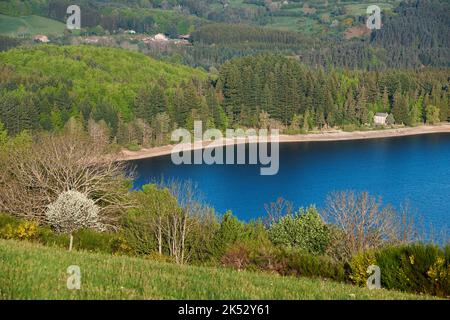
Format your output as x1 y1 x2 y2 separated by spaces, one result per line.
185 0 450 69
1 46 448 149
0 45 206 139
1 1 449 70
217 55 449 128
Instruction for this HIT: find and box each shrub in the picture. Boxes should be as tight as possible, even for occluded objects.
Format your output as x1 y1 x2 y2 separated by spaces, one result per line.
349 243 450 297
37 226 70 248
220 243 251 271
427 257 450 297
375 244 444 295
279 248 346 282
0 213 19 228
110 235 134 256
72 229 118 254
268 206 331 255
0 217 39 241
220 240 346 282
349 250 377 286
212 211 250 258
250 243 286 274
121 212 158 255
0 213 121 254
15 220 39 240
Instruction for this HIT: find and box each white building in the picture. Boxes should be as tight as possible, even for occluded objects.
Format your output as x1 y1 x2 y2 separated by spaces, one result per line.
33 35 50 43
374 113 389 126
153 33 169 41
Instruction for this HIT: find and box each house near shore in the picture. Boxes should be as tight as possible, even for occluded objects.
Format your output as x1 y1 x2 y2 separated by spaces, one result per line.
154 33 169 41
33 35 50 43
374 113 389 126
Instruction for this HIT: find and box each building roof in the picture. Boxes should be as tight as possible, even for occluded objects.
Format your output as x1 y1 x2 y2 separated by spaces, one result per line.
375 113 389 117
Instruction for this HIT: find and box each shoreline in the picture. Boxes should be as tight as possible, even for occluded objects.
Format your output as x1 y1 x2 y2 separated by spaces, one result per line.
119 123 450 161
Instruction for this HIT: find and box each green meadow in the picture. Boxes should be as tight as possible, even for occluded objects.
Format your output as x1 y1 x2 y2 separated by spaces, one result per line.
0 240 436 300
0 14 65 37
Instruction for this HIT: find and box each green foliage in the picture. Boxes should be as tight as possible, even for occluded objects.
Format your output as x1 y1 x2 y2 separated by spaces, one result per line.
425 105 440 125
212 211 270 259
0 213 120 254
349 250 377 286
0 45 206 131
1 239 432 300
216 54 449 129
268 206 331 255
123 184 180 256
350 243 450 298
0 14 65 37
279 248 347 282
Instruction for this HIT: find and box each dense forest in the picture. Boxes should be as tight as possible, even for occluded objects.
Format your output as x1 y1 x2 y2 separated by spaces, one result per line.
0 0 449 149
0 45 448 149
183 0 450 69
1 1 449 70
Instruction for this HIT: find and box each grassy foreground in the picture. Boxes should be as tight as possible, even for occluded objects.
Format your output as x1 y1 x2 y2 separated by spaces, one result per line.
0 240 435 300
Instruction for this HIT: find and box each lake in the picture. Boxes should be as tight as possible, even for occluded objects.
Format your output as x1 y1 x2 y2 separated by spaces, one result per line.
132 133 450 233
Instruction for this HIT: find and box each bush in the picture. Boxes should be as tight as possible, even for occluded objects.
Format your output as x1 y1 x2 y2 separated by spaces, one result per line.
376 244 447 296
221 243 251 271
212 211 252 258
279 248 347 282
0 216 39 241
349 243 450 297
0 213 121 254
0 213 19 228
220 241 346 282
268 206 331 255
37 226 70 248
72 229 118 254
349 250 377 286
121 212 158 255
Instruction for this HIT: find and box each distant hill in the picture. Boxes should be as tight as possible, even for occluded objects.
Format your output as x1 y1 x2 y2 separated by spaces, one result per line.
0 14 65 37
0 45 207 135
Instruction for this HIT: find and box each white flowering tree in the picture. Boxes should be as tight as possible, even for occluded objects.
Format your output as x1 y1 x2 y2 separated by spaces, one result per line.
46 190 103 251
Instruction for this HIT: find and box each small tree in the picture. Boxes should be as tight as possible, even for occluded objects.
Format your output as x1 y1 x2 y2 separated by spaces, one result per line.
268 206 331 255
386 113 395 126
425 105 440 125
46 190 103 251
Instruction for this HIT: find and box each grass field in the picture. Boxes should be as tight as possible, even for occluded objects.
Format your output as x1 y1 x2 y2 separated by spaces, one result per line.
0 14 65 37
0 240 436 300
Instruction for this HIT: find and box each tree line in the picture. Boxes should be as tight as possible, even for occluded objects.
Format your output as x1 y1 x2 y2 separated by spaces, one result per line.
0 47 449 148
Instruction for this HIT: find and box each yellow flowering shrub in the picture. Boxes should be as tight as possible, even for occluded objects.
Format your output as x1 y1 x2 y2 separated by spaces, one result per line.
15 221 39 240
427 257 450 296
349 250 377 286
0 221 39 240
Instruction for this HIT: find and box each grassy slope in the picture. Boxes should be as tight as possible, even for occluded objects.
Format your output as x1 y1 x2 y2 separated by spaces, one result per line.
0 240 435 300
0 14 65 36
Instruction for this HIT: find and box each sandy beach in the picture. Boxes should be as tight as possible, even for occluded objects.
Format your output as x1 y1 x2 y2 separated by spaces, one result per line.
120 123 450 161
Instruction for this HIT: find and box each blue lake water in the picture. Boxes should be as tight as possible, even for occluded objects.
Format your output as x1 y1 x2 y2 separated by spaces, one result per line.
132 133 450 232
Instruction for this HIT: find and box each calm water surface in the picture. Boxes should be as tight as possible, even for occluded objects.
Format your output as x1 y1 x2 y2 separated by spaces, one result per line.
132 133 450 232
